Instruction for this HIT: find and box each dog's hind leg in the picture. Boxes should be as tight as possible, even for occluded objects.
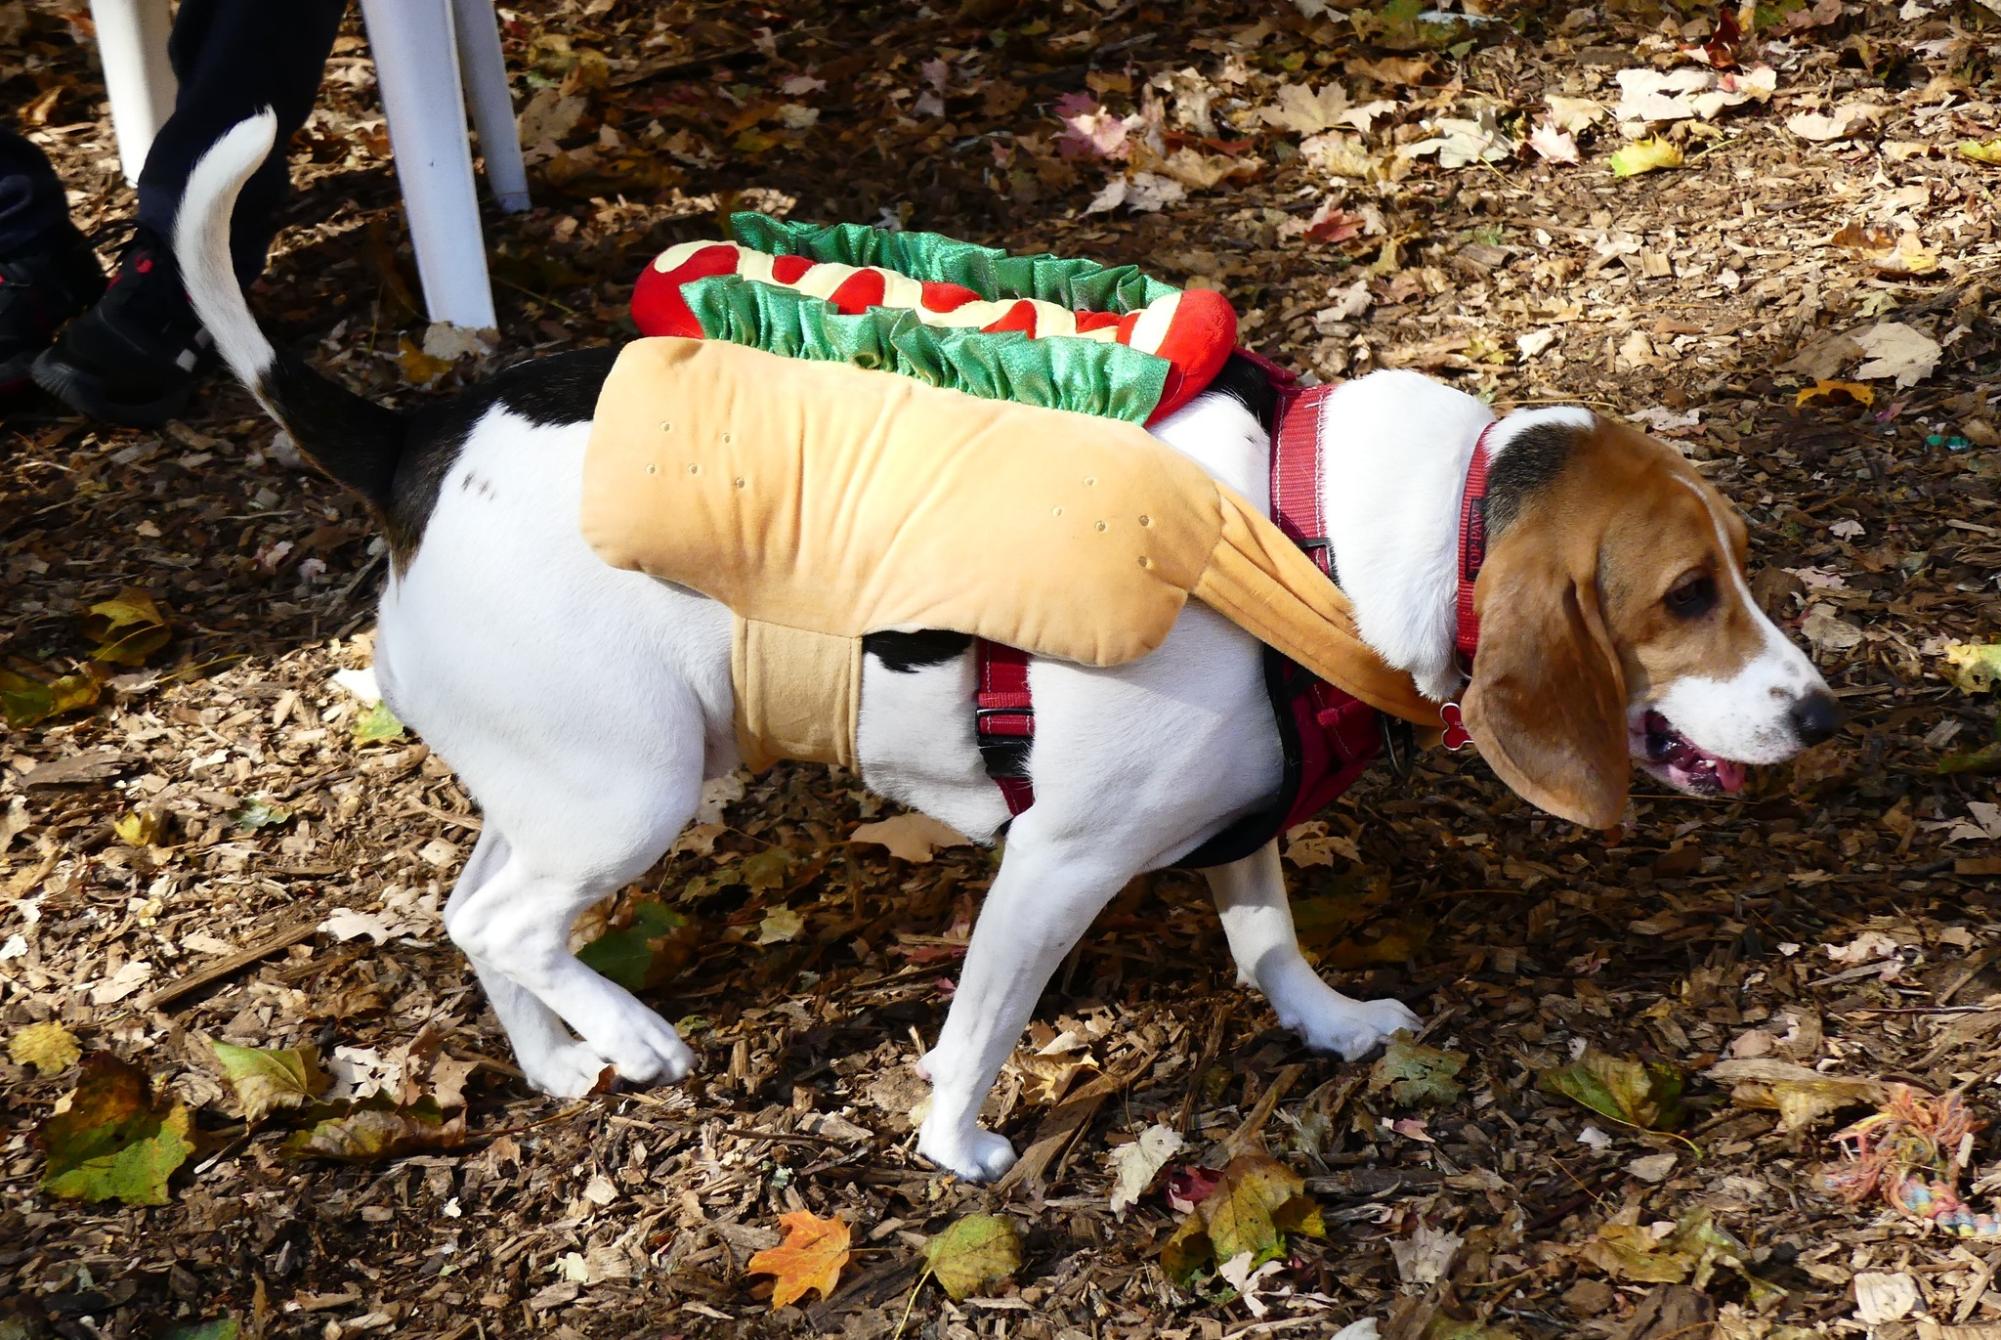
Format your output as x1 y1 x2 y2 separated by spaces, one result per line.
1205 840 1419 1058
441 758 703 1097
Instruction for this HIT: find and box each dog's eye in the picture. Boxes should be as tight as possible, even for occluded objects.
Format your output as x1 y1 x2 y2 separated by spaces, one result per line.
1665 573 1717 619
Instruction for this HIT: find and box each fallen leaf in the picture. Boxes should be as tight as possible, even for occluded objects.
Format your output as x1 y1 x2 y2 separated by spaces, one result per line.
351 701 406 745
82 588 171 666
1705 1058 1883 1130
1802 604 1865 653
1609 137 1684 177
282 1097 467 1162
394 336 454 386
923 1213 1022 1300
849 813 970 863
1786 103 1882 142
10 1021 81 1074
1539 1051 1686 1130
1528 119 1579 163
38 1054 193 1206
1850 320 1941 387
747 1210 850 1309
1629 1152 1678 1183
578 897 692 989
1368 1033 1467 1107
1400 113 1511 169
111 808 169 847
1160 1152 1324 1284
1854 1271 1919 1325
757 907 805 944
1959 138 2001 165
1545 95 1605 133
1583 1210 1749 1288
1260 83 1390 135
161 1321 239 1340
1942 644 2001 694
1084 172 1186 215
1391 1224 1463 1285
1794 380 1875 408
0 666 103 729
231 798 292 832
737 847 793 892
211 1040 331 1124
1108 1123 1185 1215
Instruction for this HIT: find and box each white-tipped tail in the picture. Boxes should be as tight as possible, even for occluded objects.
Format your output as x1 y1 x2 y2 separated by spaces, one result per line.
174 111 279 391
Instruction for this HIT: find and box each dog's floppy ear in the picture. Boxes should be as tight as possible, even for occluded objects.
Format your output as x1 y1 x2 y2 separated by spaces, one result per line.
1460 528 1630 830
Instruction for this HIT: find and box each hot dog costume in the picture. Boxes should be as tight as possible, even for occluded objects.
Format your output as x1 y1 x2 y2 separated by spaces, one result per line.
584 214 1449 860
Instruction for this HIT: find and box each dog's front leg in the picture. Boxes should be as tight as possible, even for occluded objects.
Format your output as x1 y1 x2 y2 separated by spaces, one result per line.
916 833 1130 1182
1206 840 1420 1059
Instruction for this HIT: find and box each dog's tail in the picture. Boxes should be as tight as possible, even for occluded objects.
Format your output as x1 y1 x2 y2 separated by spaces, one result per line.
176 110 405 510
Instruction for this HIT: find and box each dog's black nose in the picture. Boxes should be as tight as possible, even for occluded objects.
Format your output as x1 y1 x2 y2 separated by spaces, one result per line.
1789 691 1840 746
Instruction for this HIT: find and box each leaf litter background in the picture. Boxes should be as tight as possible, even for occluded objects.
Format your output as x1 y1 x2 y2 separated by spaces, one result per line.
4 0 2001 1336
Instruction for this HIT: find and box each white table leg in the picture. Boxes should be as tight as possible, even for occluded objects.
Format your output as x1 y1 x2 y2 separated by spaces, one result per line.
90 0 177 187
357 0 498 330
450 0 530 214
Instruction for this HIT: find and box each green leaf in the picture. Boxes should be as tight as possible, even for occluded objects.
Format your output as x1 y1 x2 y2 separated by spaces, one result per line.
211 1040 330 1124
162 1320 241 1340
281 1096 466 1162
230 798 293 832
1160 1153 1324 1285
1368 1032 1467 1107
578 897 691 990
38 1054 193 1206
82 588 172 666
1609 137 1684 178
351 701 406 745
0 666 101 728
1539 1050 1686 1131
923 1213 1023 1300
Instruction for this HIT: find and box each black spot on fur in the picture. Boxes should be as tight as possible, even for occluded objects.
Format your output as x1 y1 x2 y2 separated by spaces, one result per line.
1198 352 1281 433
1485 419 1582 537
257 351 405 506
864 629 973 672
389 346 620 564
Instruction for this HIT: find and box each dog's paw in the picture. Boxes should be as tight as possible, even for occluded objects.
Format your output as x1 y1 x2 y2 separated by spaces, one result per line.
1286 995 1421 1061
917 1125 1018 1183
585 1002 696 1085
519 1040 615 1099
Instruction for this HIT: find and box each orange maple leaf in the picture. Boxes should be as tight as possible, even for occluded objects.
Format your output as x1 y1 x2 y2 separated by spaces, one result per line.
747 1210 851 1309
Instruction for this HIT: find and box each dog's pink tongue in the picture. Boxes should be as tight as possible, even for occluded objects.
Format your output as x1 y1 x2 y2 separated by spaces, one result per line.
1714 759 1748 793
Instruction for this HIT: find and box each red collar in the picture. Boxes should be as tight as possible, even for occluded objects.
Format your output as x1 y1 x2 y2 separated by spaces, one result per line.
1454 423 1496 668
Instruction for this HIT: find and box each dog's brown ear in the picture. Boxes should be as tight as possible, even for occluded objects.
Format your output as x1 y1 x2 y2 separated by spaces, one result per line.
1460 530 1630 830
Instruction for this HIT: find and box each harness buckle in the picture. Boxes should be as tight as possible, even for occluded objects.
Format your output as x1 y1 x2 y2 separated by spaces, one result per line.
1440 701 1472 752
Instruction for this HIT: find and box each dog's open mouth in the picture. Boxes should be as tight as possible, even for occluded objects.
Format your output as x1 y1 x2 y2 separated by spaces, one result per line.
1635 710 1748 796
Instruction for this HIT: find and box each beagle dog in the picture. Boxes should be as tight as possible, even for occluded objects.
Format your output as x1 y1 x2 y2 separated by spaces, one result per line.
176 116 1836 1181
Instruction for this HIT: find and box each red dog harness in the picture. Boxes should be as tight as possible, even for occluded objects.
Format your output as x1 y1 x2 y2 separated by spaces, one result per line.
974 355 1493 866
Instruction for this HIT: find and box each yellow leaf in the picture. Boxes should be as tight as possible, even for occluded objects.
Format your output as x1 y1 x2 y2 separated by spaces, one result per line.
923 1213 1022 1300
82 588 171 666
38 1054 194 1206
1160 1152 1325 1284
1793 380 1875 408
351 701 406 744
1957 138 2001 165
1943 644 2001 694
747 1210 850 1309
1609 137 1684 177
849 813 970 863
1705 1058 1881 1131
112 808 170 847
211 1040 331 1124
10 1021 81 1074
396 336 454 386
756 907 804 944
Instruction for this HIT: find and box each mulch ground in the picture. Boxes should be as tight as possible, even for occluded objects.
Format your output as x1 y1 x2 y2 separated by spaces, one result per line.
4 1 2000 1337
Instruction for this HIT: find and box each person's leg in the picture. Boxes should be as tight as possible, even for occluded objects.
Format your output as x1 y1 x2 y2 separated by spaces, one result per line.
136 0 346 284
0 126 104 393
33 0 343 424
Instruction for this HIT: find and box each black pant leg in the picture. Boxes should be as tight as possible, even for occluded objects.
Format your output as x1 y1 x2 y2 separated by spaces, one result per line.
135 0 346 281
0 125 74 258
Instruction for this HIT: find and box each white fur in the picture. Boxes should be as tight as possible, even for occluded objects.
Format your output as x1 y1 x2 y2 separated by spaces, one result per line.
178 118 1833 1183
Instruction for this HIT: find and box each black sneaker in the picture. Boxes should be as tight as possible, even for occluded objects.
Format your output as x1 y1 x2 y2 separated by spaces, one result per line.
0 225 105 397
32 227 215 427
